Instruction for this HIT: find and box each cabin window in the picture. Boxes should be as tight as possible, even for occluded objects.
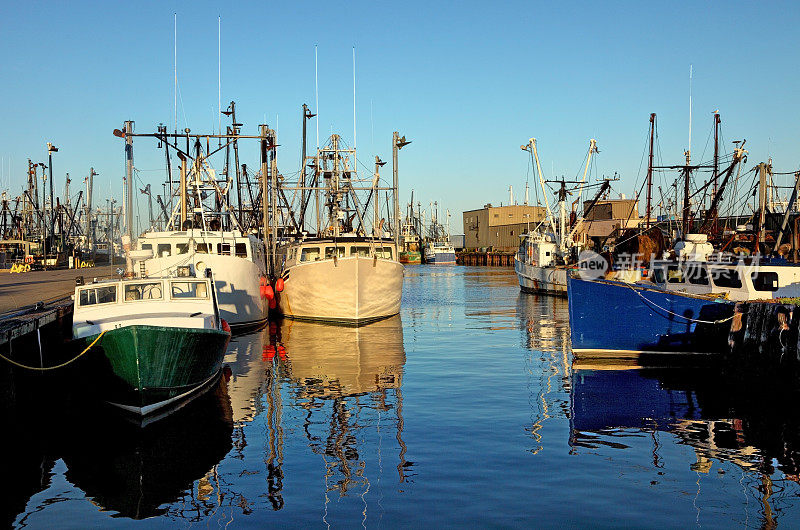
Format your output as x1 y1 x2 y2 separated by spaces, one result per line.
235 243 247 258
652 268 666 284
752 271 779 292
157 243 171 258
376 247 393 259
124 282 163 301
351 246 371 257
141 243 152 251
176 243 189 254
325 246 346 259
79 286 117 306
171 281 209 299
710 268 742 288
686 265 709 285
217 243 231 255
667 265 684 283
301 247 321 262
196 243 210 254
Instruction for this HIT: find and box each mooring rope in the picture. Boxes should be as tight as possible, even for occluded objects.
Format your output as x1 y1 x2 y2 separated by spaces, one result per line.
623 282 735 325
0 330 107 371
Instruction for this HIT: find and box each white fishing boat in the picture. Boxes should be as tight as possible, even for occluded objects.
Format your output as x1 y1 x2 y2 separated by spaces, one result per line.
515 138 599 296
422 202 456 264
116 121 269 333
138 229 268 331
274 133 405 324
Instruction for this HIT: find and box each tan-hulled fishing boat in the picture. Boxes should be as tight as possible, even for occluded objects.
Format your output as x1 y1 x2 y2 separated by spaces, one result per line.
274 133 405 324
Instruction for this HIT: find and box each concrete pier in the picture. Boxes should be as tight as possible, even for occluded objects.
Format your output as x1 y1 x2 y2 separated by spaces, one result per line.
0 267 115 314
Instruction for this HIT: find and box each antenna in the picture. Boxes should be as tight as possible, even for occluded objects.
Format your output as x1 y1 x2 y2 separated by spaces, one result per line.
174 13 177 133
688 64 693 162
218 16 221 141
352 46 357 150
315 45 319 148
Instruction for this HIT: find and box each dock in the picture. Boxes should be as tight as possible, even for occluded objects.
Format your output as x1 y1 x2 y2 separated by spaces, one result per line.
457 252 515 267
0 267 116 362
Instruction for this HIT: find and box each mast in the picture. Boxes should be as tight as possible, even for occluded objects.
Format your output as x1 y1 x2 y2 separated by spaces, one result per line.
712 112 720 233
682 150 691 237
85 167 95 253
757 162 769 251
124 121 135 274
392 132 411 247
646 113 655 229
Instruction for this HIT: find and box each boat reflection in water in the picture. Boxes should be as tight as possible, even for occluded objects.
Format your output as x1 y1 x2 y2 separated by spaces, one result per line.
6 376 234 524
570 367 800 526
516 292 572 454
274 315 409 503
61 377 234 519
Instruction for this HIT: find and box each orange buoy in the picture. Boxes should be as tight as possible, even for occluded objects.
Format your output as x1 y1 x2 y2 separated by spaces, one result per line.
221 319 231 333
276 278 284 292
265 285 275 300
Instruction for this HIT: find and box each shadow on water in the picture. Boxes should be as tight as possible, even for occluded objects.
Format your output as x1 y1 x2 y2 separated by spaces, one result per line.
2 366 234 524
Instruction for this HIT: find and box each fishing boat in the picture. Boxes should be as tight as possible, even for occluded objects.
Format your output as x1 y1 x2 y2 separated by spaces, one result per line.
114 120 269 332
274 133 405 324
515 138 604 295
398 193 423 264
138 229 268 332
423 201 456 264
567 274 735 358
72 273 231 416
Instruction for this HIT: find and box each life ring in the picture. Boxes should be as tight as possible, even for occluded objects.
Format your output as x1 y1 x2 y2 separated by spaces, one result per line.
24 255 33 264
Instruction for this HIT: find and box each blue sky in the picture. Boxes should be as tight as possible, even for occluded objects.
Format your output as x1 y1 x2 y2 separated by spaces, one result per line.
1 1 799 232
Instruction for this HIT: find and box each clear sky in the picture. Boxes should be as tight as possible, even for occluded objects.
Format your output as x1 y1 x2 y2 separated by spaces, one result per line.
1 1 799 233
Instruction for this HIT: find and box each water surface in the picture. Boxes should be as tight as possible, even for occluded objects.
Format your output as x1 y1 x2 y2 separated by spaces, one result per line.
5 266 800 528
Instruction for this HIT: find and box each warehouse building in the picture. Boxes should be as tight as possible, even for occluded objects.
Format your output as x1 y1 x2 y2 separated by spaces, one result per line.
462 204 547 251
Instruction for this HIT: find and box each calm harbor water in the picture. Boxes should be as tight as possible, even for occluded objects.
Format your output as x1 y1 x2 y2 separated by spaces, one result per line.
4 266 800 527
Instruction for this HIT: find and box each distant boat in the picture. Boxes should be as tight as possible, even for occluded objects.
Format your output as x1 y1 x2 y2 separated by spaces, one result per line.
424 240 456 264
73 274 231 417
422 201 456 264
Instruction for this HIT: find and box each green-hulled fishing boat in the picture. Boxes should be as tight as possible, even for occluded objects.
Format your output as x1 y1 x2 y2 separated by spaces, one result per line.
399 249 421 264
73 274 231 417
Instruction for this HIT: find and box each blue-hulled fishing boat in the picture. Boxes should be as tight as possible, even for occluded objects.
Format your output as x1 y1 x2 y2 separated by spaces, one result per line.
567 275 735 358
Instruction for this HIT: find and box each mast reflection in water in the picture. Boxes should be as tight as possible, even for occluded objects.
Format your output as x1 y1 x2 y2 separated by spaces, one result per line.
277 315 409 504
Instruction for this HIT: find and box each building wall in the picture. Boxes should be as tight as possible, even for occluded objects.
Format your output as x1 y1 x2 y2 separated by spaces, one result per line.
584 199 639 221
463 205 546 251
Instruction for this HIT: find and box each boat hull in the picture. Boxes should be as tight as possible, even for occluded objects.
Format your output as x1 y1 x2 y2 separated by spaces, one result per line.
424 251 456 264
278 256 403 324
87 325 230 416
399 250 421 264
567 276 734 358
515 257 568 296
